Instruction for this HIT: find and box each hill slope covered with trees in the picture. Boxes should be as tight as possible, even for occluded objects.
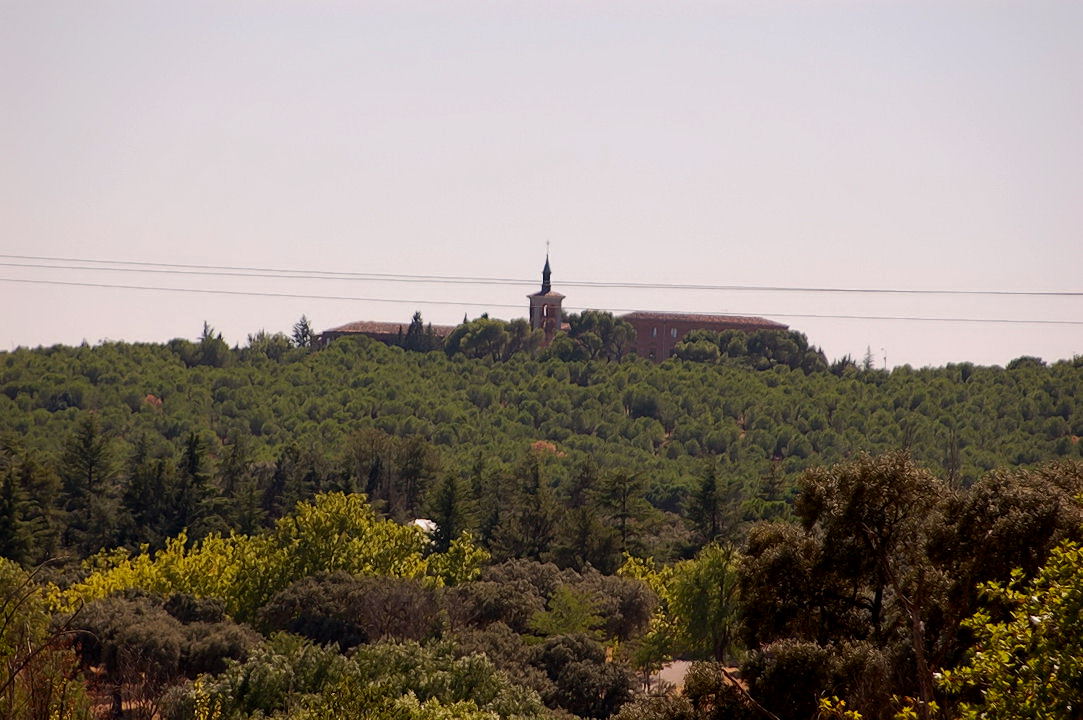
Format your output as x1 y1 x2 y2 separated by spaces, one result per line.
0 322 1081 720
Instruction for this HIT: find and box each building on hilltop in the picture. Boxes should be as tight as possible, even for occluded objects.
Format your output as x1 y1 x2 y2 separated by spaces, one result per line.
318 254 787 361
618 311 787 361
319 319 457 348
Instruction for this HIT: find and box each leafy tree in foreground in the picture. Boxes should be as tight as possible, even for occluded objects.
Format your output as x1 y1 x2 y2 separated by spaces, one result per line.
532 633 634 719
57 492 486 622
258 573 443 649
669 543 741 663
0 559 92 720
528 583 604 638
162 635 548 720
70 592 257 719
941 539 1083 720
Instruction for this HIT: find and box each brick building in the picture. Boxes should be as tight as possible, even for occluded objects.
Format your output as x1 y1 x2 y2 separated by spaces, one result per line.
618 311 788 361
319 255 787 361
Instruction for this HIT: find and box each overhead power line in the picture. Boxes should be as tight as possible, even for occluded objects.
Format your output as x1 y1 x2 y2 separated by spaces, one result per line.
1 253 1081 297
3 276 1082 326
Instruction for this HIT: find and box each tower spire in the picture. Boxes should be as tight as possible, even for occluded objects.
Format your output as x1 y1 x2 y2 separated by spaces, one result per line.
541 246 551 294
528 247 563 343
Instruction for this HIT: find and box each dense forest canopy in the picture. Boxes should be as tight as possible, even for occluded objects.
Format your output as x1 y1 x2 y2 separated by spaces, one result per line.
1 317 1081 720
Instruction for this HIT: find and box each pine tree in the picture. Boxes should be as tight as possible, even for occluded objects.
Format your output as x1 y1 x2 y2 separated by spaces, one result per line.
16 455 60 565
428 475 470 553
0 467 31 564
59 413 118 555
292 315 314 348
598 472 651 555
120 436 171 548
491 454 556 561
172 432 222 539
688 465 722 545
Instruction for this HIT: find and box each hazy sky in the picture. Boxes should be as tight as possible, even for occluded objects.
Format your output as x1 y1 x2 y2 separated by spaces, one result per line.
2 1 1080 368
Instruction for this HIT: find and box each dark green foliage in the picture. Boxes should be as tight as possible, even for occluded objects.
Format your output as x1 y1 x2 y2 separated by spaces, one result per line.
192 322 233 368
428 474 470 553
71 592 257 717
402 311 441 353
447 622 551 694
674 329 828 373
598 471 656 556
58 413 119 556
577 570 657 641
681 663 752 719
687 463 749 546
1 328 1082 718
614 694 699 720
453 560 655 647
0 447 61 565
291 315 314 349
741 640 833 720
1 334 1080 566
119 435 172 548
171 432 224 540
0 460 32 564
449 579 546 634
490 455 557 561
532 633 634 718
244 330 294 362
445 316 541 361
341 428 439 520
160 634 548 720
545 311 637 362
737 455 1083 720
257 573 443 650
742 640 892 720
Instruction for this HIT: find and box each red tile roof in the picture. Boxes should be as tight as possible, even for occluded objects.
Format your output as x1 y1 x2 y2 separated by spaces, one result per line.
323 320 457 337
619 311 787 330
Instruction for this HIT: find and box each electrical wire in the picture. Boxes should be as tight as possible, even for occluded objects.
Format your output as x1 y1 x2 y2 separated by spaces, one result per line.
1 253 1080 297
3 276 1081 326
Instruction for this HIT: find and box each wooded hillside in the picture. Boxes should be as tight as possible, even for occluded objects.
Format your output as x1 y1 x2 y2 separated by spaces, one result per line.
1 326 1081 720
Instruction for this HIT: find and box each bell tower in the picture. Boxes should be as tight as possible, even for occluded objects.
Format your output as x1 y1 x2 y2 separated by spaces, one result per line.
527 253 564 343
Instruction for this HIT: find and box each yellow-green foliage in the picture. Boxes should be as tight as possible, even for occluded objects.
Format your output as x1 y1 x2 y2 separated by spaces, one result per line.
426 531 490 586
53 492 486 620
618 554 678 673
619 545 742 665
940 539 1083 720
0 559 93 720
